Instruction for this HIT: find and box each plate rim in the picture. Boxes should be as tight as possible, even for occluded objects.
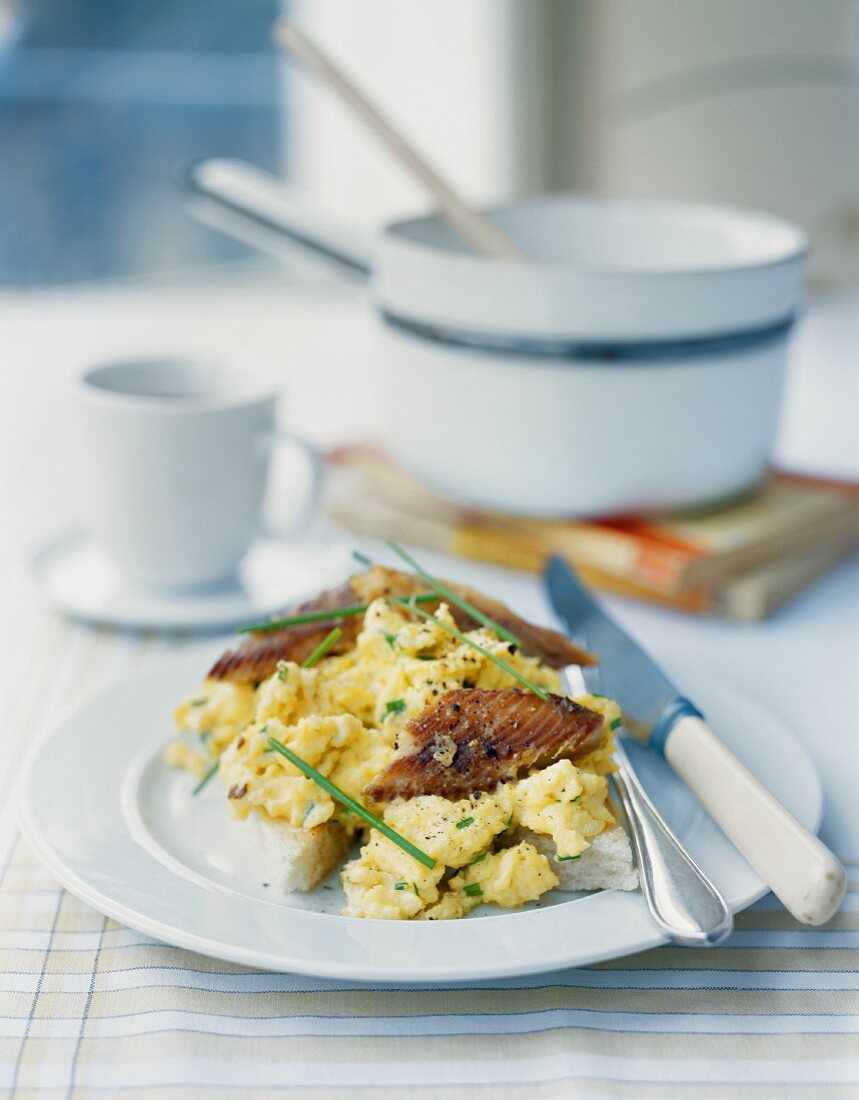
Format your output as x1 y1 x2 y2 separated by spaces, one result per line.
17 799 680 981
16 649 823 983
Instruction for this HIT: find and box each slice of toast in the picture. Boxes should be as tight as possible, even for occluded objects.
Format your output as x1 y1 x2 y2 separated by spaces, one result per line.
255 816 353 893
254 819 637 897
510 826 639 892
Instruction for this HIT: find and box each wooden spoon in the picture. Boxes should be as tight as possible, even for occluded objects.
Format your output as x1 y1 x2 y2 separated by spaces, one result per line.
272 21 524 262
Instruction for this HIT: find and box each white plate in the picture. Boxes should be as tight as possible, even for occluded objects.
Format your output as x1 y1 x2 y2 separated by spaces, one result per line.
18 646 822 983
31 532 354 631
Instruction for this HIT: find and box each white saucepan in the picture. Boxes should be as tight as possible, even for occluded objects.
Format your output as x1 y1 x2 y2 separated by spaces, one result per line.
184 159 807 517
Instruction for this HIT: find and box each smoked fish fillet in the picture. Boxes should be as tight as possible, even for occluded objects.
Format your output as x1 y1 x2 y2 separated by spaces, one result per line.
209 566 595 685
366 688 605 802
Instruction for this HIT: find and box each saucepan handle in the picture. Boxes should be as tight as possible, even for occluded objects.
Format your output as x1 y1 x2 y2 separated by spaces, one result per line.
664 715 845 925
182 158 374 281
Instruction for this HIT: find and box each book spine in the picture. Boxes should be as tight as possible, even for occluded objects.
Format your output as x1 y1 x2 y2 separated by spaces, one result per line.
478 517 700 593
330 501 713 614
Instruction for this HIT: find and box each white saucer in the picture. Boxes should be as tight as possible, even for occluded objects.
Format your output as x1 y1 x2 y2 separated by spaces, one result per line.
31 531 355 631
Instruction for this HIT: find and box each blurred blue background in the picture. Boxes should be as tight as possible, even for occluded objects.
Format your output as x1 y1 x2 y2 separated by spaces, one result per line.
0 0 281 284
1 1 856 287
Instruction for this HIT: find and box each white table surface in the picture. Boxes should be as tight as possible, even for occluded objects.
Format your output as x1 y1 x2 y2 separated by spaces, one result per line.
2 272 857 864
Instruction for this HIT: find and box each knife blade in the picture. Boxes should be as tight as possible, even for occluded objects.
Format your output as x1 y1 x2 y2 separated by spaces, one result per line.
546 555 701 751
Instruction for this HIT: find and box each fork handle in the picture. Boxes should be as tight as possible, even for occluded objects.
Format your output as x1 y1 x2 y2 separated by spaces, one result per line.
665 716 845 925
613 741 733 945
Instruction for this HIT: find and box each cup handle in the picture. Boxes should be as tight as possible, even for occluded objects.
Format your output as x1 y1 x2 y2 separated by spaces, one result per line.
260 429 324 537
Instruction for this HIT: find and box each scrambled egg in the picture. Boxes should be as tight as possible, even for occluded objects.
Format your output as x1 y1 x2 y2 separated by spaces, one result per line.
169 598 621 920
340 758 615 919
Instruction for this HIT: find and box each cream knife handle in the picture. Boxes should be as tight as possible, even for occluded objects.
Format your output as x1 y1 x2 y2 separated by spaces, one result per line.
664 716 845 925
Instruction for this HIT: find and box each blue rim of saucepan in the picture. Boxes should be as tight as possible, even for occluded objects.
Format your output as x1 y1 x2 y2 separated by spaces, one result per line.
381 310 796 362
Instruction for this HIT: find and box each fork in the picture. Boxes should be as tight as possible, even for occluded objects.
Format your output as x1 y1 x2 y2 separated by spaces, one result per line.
563 664 734 946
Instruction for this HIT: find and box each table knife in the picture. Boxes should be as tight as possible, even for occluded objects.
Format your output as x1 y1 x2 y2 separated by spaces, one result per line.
546 556 845 926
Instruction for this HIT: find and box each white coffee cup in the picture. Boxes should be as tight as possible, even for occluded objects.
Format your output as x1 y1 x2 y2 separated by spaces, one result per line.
78 358 322 589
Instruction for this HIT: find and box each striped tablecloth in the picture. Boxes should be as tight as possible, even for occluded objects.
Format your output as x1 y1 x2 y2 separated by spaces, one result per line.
1 618 857 1100
3 283 858 1098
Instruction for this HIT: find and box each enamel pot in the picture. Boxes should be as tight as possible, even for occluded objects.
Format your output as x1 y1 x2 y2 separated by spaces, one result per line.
184 159 806 517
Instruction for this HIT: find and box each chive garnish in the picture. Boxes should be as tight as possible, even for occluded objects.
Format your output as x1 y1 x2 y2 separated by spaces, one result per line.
470 852 488 865
456 816 475 829
385 699 406 715
387 542 521 648
412 883 420 896
190 697 208 707
382 632 397 648
393 600 549 701
266 737 436 869
394 882 407 891
192 760 218 796
555 854 582 862
301 627 343 669
276 660 289 682
463 882 483 897
610 718 622 730
237 594 437 634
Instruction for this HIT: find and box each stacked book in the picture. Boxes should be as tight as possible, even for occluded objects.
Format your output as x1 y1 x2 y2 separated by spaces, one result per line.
327 446 859 620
